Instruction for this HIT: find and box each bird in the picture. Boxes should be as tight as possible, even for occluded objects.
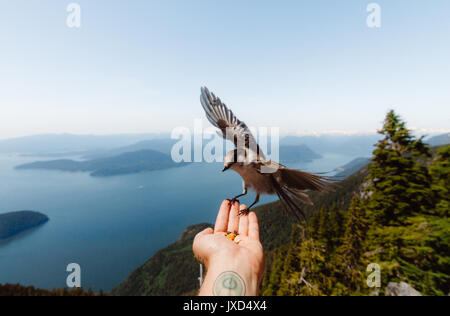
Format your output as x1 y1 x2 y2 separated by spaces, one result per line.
200 87 333 221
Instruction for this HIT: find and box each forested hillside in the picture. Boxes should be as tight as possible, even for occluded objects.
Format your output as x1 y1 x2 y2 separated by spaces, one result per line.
0 284 104 296
262 111 449 296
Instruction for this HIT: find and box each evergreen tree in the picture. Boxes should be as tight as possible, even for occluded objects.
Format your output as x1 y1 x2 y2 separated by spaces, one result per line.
429 145 450 217
315 207 329 241
261 113 448 296
336 196 369 294
366 110 433 225
262 246 287 296
327 204 347 249
277 225 303 296
308 207 323 240
364 110 448 295
292 238 327 296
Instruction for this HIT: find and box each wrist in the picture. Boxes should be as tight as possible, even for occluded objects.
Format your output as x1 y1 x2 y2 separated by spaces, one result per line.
201 255 260 296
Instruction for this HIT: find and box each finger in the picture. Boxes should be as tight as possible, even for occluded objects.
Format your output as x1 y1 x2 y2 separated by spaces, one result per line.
248 212 260 241
238 204 249 236
227 201 240 234
214 200 231 232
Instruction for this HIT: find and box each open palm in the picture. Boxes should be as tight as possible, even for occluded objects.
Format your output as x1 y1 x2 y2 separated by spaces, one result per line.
193 200 265 284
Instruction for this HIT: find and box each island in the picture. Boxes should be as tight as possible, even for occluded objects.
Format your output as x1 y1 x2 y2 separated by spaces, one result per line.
15 145 320 177
279 145 321 163
0 211 49 239
15 149 186 177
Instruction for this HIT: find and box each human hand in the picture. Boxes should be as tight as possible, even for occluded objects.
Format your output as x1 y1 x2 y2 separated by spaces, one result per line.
193 200 265 296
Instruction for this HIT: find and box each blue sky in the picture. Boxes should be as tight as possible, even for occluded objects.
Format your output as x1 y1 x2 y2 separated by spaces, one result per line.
0 0 449 139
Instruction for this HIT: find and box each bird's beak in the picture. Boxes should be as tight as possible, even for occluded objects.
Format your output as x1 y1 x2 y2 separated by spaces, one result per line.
222 166 229 172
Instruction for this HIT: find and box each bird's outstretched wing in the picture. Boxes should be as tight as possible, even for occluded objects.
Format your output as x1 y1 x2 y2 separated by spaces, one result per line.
200 87 264 159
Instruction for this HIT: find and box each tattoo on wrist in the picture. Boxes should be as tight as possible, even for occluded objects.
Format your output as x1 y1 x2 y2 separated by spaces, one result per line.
213 271 246 296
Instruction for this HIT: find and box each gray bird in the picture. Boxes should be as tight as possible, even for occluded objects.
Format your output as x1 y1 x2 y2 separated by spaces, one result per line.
200 87 333 221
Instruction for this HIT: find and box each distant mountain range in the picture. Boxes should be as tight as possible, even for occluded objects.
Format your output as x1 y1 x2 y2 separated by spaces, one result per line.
16 149 184 177
9 132 448 178
0 133 170 155
14 143 322 177
329 133 450 179
1 132 448 158
84 138 322 162
0 133 380 156
426 133 450 147
280 134 382 157
9 133 325 177
278 145 321 163
83 139 178 159
0 211 49 239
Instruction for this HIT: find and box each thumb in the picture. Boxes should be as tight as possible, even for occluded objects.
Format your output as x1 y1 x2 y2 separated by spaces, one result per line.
193 227 213 244
193 227 214 265
197 227 214 237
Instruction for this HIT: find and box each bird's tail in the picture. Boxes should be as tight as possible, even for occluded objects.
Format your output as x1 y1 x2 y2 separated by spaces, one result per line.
270 175 307 222
279 168 335 192
270 170 336 222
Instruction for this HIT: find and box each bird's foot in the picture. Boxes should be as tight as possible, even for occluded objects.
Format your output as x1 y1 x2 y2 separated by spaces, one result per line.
227 198 240 205
238 208 251 216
